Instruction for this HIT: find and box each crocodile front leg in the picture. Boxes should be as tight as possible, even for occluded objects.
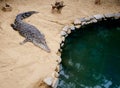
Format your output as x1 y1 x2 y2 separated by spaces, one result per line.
11 23 18 31
19 38 29 45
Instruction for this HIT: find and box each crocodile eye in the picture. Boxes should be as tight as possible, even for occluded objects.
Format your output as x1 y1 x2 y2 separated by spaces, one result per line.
25 13 30 16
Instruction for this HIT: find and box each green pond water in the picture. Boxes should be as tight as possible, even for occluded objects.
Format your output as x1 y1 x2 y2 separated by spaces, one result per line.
58 19 120 88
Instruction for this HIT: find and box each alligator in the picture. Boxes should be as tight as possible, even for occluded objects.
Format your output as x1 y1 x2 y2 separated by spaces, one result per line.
11 11 51 53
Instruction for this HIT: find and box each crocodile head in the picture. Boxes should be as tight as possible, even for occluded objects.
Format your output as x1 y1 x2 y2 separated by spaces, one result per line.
33 37 51 53
24 11 39 17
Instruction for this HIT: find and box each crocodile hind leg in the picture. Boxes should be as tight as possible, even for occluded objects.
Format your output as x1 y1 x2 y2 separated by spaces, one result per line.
19 38 29 45
11 23 18 31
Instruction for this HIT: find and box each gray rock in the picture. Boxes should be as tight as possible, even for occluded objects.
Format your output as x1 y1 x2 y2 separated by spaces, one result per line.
64 33 68 37
86 21 91 25
56 50 61 56
81 16 97 25
56 57 62 64
84 16 95 22
91 19 97 23
43 77 53 86
62 26 71 34
81 22 87 26
74 18 81 25
52 78 59 88
55 65 60 72
60 31 67 36
87 19 97 24
70 25 75 30
61 36 65 42
94 14 105 21
60 43 64 47
84 17 91 22
80 18 86 22
75 25 81 29
114 13 120 19
62 26 69 32
59 48 62 52
67 29 71 34
104 13 115 19
52 71 59 78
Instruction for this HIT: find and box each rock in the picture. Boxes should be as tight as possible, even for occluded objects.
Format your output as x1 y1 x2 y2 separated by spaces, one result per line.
61 36 65 42
104 13 115 19
52 78 59 88
56 57 62 64
81 16 97 24
75 25 81 29
86 21 91 25
55 65 60 72
56 50 61 56
114 13 120 19
60 31 67 36
52 71 59 78
94 14 105 21
62 25 71 34
84 16 95 22
64 33 68 37
80 18 86 22
58 48 62 52
86 18 97 24
70 25 75 30
84 17 91 22
62 25 69 32
67 29 71 34
74 18 81 25
91 18 97 23
2 3 12 12
81 22 87 26
60 43 64 47
43 77 54 86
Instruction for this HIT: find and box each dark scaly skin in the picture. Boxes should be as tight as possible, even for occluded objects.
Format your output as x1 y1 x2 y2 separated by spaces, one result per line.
11 11 51 53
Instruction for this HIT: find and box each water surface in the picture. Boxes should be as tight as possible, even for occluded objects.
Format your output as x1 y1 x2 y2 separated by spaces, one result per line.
58 19 120 88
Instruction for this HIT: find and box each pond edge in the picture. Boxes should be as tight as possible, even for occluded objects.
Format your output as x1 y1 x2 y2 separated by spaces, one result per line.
44 12 120 88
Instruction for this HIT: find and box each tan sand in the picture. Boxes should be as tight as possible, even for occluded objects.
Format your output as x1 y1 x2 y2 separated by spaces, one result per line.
0 0 120 88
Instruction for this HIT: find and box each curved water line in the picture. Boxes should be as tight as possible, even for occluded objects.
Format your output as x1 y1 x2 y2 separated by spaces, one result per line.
57 12 120 88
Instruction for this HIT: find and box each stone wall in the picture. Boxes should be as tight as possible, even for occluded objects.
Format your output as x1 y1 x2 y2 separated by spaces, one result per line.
59 12 120 53
44 12 120 88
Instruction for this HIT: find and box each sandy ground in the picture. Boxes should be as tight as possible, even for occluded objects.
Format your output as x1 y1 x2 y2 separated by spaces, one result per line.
0 0 120 88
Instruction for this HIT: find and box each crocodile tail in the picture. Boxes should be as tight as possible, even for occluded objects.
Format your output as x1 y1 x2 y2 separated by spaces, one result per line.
15 11 39 22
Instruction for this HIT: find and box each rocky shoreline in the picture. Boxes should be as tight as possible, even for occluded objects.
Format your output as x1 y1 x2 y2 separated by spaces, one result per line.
45 12 120 88
60 12 120 52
